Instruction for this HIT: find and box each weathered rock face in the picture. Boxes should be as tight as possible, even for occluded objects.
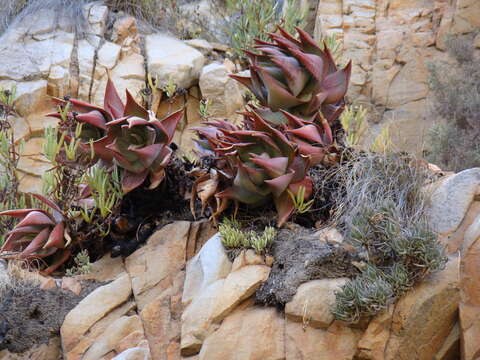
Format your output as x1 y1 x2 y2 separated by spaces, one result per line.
314 0 480 153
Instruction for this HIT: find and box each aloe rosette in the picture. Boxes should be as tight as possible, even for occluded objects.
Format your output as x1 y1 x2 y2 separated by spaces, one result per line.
230 26 351 124
193 111 313 226
105 109 183 193
0 194 71 274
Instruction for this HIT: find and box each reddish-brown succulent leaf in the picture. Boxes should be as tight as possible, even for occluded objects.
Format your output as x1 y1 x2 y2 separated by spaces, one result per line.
43 222 66 249
287 124 324 144
273 192 295 227
20 227 51 258
295 26 324 56
76 110 108 130
250 156 289 178
104 77 124 119
124 89 149 118
0 209 43 218
30 193 63 217
269 54 309 97
122 170 149 193
129 143 163 168
264 171 295 197
16 211 54 228
229 74 254 91
43 249 71 275
322 61 352 103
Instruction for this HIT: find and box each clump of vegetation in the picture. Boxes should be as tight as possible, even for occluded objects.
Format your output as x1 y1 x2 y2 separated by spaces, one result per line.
219 218 276 255
340 105 367 147
426 35 480 171
65 249 92 276
329 153 447 322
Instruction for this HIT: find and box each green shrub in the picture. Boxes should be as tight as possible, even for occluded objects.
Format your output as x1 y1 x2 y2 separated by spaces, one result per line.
426 34 480 171
330 153 447 323
65 249 92 276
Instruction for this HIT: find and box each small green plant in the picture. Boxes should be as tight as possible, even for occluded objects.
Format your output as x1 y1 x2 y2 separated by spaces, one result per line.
225 0 306 59
199 98 211 119
288 186 314 214
370 124 393 153
162 76 178 99
219 218 276 254
340 105 368 147
65 249 92 276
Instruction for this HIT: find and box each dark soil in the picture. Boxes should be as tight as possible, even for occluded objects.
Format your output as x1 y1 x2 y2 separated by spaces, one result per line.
0 280 102 353
255 227 360 307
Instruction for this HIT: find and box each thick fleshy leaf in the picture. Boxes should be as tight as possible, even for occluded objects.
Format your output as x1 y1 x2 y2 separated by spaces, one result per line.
269 32 301 51
296 26 324 56
43 222 65 249
20 227 51 257
0 209 43 218
322 61 352 103
274 192 295 227
148 168 166 190
269 54 309 97
122 170 148 193
76 110 108 130
255 66 306 110
30 193 63 221
264 171 295 197
289 47 326 82
16 211 54 228
104 77 124 119
287 124 324 144
157 109 183 140
43 249 71 275
289 178 313 199
129 143 163 168
229 74 254 92
250 156 289 178
124 90 149 118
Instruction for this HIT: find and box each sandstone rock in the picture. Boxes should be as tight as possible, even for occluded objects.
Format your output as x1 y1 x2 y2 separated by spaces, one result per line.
139 270 185 360
87 4 109 37
451 0 480 35
316 227 344 244
212 265 271 323
146 35 205 89
285 278 348 329
184 39 214 54
181 281 225 355
199 63 244 118
61 274 132 352
97 42 122 70
231 249 266 272
0 80 48 117
113 347 150 360
182 233 231 307
83 315 144 359
77 38 100 100
78 254 126 282
199 304 285 360
0 337 61 360
286 320 362 360
434 322 460 360
357 256 460 360
115 331 146 354
428 168 480 234
125 221 190 310
459 212 480 360
61 277 82 295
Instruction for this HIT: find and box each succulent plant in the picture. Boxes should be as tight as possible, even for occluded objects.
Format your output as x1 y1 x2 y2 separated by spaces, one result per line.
230 26 351 124
193 111 313 226
49 79 184 193
106 110 183 193
0 194 70 274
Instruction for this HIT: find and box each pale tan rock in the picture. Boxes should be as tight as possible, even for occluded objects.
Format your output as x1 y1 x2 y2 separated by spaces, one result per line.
113 347 151 360
212 265 271 323
285 278 348 329
139 269 185 360
0 79 47 117
357 256 460 360
146 34 205 89
199 63 244 119
77 254 126 282
184 39 213 54
181 280 224 356
61 277 82 295
66 301 136 360
182 233 231 307
199 304 285 360
459 212 480 360
0 337 61 360
97 42 121 69
433 322 460 360
125 221 190 310
83 315 144 360
286 320 362 360
429 168 480 235
114 331 146 354
316 227 344 244
61 273 132 352
39 276 57 290
231 249 265 272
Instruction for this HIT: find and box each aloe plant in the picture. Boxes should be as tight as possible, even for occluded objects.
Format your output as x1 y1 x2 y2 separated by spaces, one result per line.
193 110 313 226
230 26 351 124
49 78 184 193
0 193 71 274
